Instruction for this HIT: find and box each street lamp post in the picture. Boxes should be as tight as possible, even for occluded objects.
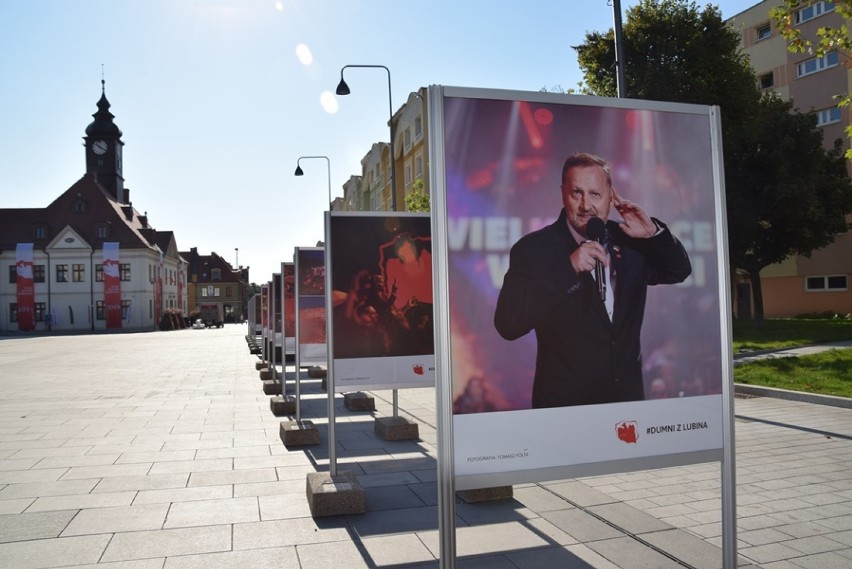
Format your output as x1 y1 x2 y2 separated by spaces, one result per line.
294 155 332 209
336 64 396 211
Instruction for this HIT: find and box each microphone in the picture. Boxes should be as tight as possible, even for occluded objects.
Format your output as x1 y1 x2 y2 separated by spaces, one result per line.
586 217 607 302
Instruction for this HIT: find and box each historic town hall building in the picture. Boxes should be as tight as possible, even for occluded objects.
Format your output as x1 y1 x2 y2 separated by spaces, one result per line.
0 83 187 332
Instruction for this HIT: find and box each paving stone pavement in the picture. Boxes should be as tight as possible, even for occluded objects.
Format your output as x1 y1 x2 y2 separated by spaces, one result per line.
0 326 850 568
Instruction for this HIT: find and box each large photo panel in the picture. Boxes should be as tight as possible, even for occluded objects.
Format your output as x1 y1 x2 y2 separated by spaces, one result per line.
295 247 327 365
327 212 435 392
431 86 729 488
282 262 295 356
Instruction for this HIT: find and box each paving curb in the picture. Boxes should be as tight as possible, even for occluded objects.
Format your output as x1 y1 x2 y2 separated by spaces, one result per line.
734 383 852 409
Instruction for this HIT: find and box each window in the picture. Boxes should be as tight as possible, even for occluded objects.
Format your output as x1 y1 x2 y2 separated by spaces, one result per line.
806 275 847 291
73 199 87 214
405 164 412 186
34 302 45 322
816 107 842 126
121 300 131 319
211 268 222 281
11 264 46 283
416 155 423 178
796 1 834 24
95 264 103 282
226 286 233 297
758 72 774 90
756 22 771 41
96 224 109 239
414 116 422 138
404 128 411 150
797 51 839 78
120 264 131 281
56 264 69 283
72 264 85 282
96 301 105 320
33 225 47 240
201 287 208 297
9 303 17 323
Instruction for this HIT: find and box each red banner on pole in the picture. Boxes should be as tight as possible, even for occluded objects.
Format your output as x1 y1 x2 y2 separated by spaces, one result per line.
15 243 35 331
103 242 122 328
177 262 184 312
155 250 164 325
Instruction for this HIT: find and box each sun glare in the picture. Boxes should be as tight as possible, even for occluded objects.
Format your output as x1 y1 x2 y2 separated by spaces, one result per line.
320 91 339 114
274 1 284 11
295 43 313 66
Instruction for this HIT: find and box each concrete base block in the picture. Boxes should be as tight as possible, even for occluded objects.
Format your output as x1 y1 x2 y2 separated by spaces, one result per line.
270 395 296 416
306 471 365 517
262 380 281 395
255 361 266 370
259 369 273 380
457 486 513 503
344 392 375 411
307 366 327 379
280 420 320 446
374 416 419 441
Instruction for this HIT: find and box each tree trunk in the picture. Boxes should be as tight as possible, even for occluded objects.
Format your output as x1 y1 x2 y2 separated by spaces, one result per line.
748 267 765 323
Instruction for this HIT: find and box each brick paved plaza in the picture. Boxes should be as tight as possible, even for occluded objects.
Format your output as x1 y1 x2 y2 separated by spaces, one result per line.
0 326 850 568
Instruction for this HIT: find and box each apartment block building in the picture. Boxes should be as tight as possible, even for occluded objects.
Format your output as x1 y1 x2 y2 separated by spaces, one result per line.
729 0 852 318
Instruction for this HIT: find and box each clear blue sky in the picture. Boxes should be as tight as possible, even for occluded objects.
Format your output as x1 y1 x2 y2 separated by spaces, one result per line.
0 0 757 282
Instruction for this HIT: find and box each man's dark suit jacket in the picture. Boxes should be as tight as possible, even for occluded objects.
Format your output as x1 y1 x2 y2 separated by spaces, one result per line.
494 208 692 408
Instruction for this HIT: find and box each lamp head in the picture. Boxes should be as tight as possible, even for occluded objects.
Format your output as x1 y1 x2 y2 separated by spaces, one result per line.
294 165 304 176
335 78 351 96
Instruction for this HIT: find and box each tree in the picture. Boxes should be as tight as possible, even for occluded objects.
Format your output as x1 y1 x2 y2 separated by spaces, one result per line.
404 178 431 212
247 282 261 299
771 1 852 158
575 0 760 133
574 0 852 321
725 94 852 320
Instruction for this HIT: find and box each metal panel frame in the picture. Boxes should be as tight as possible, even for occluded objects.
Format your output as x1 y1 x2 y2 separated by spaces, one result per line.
429 84 736 568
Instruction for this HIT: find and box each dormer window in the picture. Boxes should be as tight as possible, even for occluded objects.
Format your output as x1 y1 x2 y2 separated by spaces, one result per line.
73 198 87 214
33 225 47 240
211 268 222 281
96 224 110 239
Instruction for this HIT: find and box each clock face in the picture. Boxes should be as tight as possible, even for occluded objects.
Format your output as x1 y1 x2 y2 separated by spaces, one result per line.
92 140 108 155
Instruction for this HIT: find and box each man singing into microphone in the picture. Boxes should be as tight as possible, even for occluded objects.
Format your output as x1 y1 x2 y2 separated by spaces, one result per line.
494 152 692 408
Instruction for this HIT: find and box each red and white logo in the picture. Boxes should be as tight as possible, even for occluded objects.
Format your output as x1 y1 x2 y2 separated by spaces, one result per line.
412 364 424 375
615 420 639 444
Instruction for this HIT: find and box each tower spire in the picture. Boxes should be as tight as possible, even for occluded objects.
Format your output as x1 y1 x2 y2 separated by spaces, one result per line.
84 76 125 202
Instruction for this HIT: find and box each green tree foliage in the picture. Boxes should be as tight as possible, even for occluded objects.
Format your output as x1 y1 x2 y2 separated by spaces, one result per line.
771 0 852 158
575 0 760 132
404 178 431 212
726 94 852 320
247 282 261 299
574 0 852 321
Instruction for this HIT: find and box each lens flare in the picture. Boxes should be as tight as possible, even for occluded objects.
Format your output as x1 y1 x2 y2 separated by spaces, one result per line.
320 91 339 114
295 43 313 66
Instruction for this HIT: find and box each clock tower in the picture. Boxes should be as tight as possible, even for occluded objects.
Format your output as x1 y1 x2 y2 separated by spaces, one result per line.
84 80 126 203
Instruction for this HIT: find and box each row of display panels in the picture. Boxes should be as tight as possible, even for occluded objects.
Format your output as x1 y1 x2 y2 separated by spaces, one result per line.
253 84 734 495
